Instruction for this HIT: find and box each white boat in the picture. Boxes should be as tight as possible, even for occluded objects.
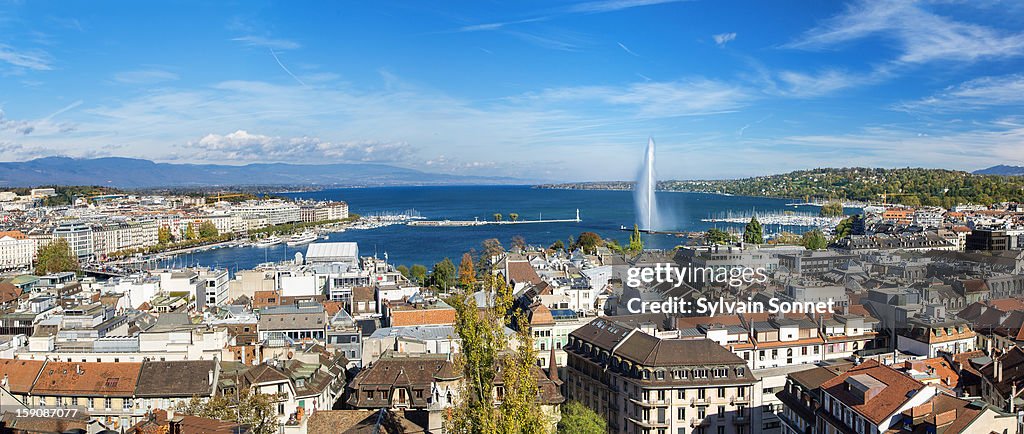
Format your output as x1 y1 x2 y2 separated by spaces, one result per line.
286 232 318 246
255 236 282 247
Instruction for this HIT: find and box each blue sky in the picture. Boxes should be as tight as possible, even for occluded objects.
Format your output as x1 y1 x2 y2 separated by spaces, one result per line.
1 0 1024 181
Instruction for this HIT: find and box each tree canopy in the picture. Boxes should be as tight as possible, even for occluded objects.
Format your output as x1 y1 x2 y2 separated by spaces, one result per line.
36 238 79 274
743 216 764 244
557 401 607 434
801 229 828 250
175 388 278 434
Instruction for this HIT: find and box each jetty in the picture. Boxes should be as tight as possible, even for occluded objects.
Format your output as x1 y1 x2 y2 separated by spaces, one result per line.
408 210 581 227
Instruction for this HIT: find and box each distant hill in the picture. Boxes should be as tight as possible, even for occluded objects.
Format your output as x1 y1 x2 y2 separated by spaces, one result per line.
974 165 1024 176
0 157 525 188
539 167 1024 206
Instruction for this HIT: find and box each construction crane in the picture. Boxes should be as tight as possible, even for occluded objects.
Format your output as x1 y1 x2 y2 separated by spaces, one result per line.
878 192 915 205
208 192 247 203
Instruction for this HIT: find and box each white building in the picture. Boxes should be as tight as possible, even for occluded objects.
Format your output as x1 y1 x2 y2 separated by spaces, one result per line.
53 221 94 262
231 200 301 226
0 233 35 271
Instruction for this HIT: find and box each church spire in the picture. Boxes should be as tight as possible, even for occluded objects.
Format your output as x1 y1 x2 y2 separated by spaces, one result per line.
547 347 561 385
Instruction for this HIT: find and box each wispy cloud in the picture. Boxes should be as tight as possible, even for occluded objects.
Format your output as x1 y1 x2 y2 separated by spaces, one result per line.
617 42 639 56
894 74 1024 113
113 69 179 84
566 0 690 14
456 17 549 32
773 69 878 98
785 0 1024 64
0 44 52 71
524 78 749 118
231 35 301 50
712 32 736 46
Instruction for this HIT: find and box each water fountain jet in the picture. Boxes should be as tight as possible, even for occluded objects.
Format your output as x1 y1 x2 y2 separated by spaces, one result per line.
634 137 658 231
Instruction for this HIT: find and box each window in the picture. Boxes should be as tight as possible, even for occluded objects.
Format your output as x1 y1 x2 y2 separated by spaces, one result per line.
678 407 686 420
717 406 725 419
718 387 725 398
104 397 111 410
698 389 706 400
365 391 373 400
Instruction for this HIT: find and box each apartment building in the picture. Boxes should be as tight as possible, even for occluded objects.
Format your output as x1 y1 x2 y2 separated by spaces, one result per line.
566 318 759 434
53 220 94 262
91 220 159 258
231 200 301 226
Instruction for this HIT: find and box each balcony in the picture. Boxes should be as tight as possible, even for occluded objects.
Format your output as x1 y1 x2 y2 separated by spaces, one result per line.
730 396 750 405
690 396 709 407
732 414 750 425
690 418 710 428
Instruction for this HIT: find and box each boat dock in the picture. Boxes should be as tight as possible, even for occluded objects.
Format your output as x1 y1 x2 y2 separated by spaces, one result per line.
408 210 581 227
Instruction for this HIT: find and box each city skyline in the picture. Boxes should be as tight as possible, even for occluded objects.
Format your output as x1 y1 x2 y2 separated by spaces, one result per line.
2 0 1024 182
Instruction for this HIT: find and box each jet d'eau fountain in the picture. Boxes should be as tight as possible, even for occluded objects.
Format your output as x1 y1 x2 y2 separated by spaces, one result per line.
634 137 660 231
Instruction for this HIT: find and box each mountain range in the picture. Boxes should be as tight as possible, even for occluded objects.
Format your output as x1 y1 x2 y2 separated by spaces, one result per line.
973 165 1024 176
0 157 525 188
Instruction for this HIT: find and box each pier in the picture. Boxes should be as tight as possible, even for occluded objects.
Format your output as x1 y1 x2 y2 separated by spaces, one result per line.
408 210 581 227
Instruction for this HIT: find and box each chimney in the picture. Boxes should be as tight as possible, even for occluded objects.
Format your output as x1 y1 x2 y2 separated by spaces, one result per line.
208 369 214 386
996 357 1003 383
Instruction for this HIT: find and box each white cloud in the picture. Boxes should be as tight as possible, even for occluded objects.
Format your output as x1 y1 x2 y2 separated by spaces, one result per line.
0 43 52 70
712 32 736 46
773 69 873 97
786 0 1024 64
113 69 180 84
231 36 301 50
182 130 414 163
895 74 1024 112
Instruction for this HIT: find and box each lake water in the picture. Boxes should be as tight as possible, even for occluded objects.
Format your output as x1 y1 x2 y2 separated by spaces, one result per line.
167 186 848 271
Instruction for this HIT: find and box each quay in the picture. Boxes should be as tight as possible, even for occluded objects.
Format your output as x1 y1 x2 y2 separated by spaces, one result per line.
409 210 581 227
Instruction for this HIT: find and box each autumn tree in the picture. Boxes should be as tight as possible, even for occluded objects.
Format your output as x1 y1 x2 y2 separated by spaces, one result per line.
510 235 526 251
508 213 519 222
445 275 546 434
36 238 79 274
743 216 764 244
459 252 476 288
396 265 410 279
158 226 172 244
176 388 278 434
573 232 603 254
558 401 607 434
184 223 198 240
481 238 504 263
493 213 503 222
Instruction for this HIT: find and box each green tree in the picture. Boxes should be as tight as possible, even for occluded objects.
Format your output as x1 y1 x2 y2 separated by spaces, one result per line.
410 264 428 284
549 240 564 252
396 265 410 279
801 229 828 250
445 275 545 434
429 258 457 290
158 226 172 244
493 213 503 222
705 228 736 245
834 214 862 240
770 231 802 245
508 213 519 222
743 216 764 244
198 221 219 239
36 238 80 274
184 222 198 240
820 201 845 217
627 224 644 254
175 388 278 434
558 401 607 434
574 232 603 254
459 252 476 288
